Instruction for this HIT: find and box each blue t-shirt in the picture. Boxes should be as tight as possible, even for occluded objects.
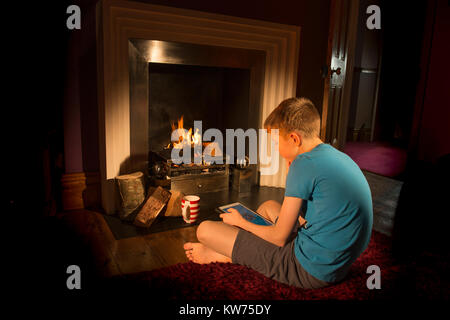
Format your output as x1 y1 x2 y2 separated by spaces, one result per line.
285 143 373 283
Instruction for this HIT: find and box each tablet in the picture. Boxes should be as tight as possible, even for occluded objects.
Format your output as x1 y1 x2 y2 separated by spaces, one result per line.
217 202 274 226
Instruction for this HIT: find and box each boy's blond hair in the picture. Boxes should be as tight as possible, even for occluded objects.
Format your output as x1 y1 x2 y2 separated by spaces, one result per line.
264 97 321 138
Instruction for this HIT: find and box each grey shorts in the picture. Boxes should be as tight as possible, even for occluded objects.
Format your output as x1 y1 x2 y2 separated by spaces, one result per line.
231 229 329 289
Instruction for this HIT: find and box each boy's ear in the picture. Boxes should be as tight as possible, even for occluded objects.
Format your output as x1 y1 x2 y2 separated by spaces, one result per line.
290 131 302 146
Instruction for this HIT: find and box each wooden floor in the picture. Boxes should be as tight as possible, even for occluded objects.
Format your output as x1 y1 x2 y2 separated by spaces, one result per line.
59 172 399 279
59 187 285 278
60 209 198 278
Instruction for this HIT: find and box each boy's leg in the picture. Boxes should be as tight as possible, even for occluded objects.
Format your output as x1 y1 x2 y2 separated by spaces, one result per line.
184 221 239 264
257 200 307 227
256 200 282 223
185 200 293 264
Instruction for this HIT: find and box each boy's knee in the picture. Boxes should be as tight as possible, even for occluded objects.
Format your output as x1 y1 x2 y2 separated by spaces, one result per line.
257 200 281 223
259 200 280 208
257 200 269 212
257 200 280 213
196 220 214 243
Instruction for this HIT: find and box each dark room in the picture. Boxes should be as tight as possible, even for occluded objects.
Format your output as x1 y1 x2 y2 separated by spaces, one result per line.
9 0 450 312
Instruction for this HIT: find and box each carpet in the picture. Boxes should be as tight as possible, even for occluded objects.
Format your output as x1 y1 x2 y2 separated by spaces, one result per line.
344 141 407 178
105 231 449 299
363 171 403 236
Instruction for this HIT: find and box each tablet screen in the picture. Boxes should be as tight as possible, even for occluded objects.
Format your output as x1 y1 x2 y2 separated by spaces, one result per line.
219 202 273 226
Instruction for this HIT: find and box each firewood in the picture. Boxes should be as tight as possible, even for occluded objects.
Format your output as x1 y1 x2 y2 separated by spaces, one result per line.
116 172 145 220
164 190 184 217
134 186 171 227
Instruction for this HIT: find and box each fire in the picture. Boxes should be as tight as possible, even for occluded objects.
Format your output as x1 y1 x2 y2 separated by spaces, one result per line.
169 116 202 149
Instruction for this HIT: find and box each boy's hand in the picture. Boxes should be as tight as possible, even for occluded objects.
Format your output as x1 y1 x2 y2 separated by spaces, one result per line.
220 208 245 227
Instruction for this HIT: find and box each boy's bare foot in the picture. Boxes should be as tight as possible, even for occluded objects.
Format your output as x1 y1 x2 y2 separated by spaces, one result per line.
183 242 232 264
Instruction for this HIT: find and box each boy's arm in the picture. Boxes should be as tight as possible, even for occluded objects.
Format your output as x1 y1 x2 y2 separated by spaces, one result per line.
220 196 302 247
284 161 309 229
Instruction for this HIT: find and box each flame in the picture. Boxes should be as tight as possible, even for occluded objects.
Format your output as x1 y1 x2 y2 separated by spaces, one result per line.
170 116 202 149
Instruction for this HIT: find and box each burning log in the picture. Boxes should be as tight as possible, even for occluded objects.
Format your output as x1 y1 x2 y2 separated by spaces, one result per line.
134 186 171 227
169 116 202 150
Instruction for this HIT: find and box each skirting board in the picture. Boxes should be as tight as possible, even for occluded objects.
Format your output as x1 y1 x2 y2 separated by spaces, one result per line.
61 172 101 211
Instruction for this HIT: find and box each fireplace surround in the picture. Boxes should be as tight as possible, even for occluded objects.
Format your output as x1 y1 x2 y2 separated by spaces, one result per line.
96 0 300 213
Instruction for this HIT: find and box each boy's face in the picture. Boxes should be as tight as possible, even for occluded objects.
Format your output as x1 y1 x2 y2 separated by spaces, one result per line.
276 130 301 162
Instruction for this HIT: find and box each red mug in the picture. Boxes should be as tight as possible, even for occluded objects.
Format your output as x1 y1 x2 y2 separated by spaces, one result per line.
181 195 200 223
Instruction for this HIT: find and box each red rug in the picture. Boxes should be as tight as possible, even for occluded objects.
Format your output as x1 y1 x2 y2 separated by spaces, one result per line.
110 231 448 299
344 141 407 178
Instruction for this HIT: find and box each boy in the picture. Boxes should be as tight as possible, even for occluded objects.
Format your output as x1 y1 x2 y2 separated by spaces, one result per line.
184 97 373 289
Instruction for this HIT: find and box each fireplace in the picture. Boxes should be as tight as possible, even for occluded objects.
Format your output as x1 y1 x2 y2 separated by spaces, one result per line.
147 62 252 152
97 0 300 213
128 39 265 195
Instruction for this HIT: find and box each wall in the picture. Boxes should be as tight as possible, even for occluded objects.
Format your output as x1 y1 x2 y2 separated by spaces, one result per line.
61 0 101 209
63 0 99 174
415 0 450 162
375 0 428 146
